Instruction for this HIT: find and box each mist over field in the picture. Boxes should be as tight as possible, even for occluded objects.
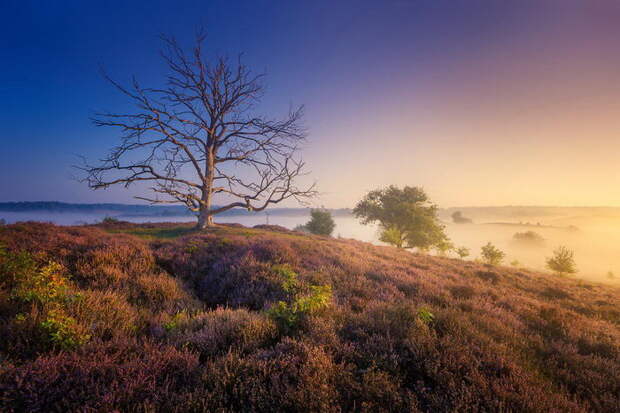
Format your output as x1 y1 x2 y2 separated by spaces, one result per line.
441 208 620 284
3 204 620 284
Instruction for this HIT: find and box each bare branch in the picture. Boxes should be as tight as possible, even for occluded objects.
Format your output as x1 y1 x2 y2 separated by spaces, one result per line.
81 33 316 227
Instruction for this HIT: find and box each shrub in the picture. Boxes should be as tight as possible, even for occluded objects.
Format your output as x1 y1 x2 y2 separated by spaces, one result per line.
272 264 300 295
416 306 435 324
39 309 90 350
513 231 545 245
267 266 332 332
0 342 201 412
455 246 470 259
480 242 505 265
129 272 191 311
546 246 577 276
268 285 332 332
71 289 139 339
101 216 121 225
169 308 277 357
304 209 336 236
433 240 454 257
1 248 89 353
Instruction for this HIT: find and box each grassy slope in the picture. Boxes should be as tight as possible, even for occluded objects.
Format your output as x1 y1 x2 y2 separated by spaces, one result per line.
0 221 619 412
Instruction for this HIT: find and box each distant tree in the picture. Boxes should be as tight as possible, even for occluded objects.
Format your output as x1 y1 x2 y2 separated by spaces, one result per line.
451 211 472 224
0 218 5 226
546 246 577 276
81 33 315 229
304 209 335 236
480 242 505 265
510 259 520 267
455 246 470 259
353 186 449 251
513 231 544 246
607 271 615 279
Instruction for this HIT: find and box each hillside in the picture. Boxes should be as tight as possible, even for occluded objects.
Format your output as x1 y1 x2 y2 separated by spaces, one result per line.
1 222 619 412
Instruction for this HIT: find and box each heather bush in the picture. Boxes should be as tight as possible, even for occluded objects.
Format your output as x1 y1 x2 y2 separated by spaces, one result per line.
71 289 140 340
200 339 341 412
0 341 201 412
73 240 155 288
168 307 278 357
129 272 192 311
1 222 619 412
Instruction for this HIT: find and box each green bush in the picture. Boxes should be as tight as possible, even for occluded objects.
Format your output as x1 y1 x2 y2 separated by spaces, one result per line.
305 209 336 236
267 265 332 332
481 242 505 265
546 246 577 276
456 246 470 259
416 307 435 324
1 247 89 352
39 309 90 350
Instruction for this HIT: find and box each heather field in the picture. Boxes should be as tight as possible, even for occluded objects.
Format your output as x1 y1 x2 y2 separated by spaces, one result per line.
1 221 619 412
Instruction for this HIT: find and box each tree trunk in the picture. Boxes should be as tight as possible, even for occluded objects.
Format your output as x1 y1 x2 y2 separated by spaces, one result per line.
196 207 213 229
196 147 216 229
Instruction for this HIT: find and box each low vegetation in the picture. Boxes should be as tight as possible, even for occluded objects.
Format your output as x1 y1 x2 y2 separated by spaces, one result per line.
480 242 505 265
547 245 578 276
299 208 336 236
1 222 619 412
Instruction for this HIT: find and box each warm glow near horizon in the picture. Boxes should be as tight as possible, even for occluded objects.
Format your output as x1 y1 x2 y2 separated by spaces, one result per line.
2 1 620 209
300 2 620 208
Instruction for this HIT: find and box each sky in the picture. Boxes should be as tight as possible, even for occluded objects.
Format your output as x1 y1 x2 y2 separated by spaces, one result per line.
2 0 620 208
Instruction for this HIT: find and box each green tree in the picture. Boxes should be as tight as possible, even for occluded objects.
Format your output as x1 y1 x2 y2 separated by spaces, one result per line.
546 246 577 276
353 186 449 251
305 209 336 236
480 242 505 265
434 240 454 257
455 246 470 259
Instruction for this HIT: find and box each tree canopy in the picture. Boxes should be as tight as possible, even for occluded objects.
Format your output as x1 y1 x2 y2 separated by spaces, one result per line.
546 246 577 276
304 209 336 236
480 242 505 265
353 186 448 250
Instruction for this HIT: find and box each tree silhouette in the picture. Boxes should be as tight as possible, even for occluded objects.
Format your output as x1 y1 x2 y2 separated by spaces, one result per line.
81 33 316 228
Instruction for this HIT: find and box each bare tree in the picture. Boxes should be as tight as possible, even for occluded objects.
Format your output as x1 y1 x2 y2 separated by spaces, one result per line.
82 34 316 228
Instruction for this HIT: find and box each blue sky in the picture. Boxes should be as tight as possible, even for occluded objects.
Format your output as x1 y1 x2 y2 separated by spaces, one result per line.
2 1 620 207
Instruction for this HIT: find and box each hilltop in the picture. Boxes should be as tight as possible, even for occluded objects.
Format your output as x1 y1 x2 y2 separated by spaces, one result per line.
1 221 619 412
